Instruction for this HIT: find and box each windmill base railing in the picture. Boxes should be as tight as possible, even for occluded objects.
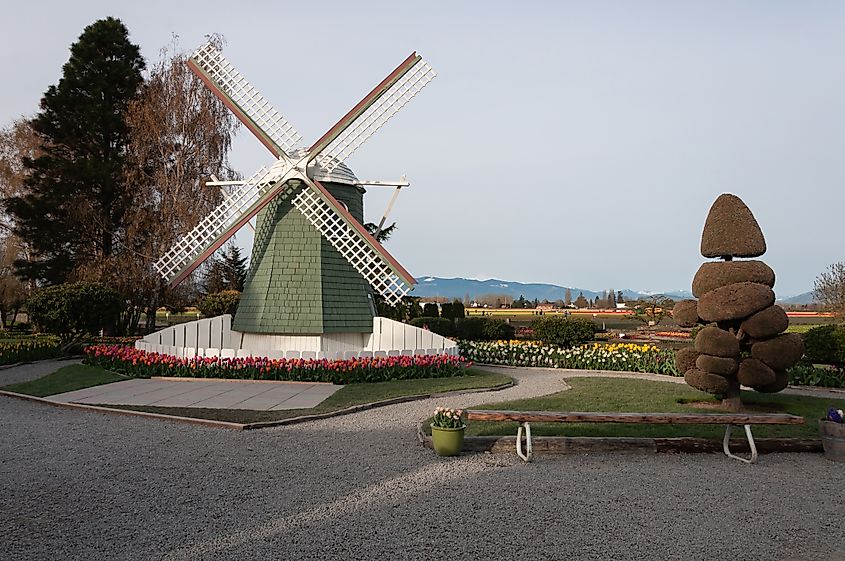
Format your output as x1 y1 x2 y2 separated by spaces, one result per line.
135 316 459 360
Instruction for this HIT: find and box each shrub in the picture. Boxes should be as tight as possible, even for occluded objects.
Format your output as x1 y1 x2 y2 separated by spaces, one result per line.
453 317 515 341
483 318 515 340
788 359 845 388
531 316 596 348
197 290 241 317
802 325 845 366
422 303 439 318
410 317 455 338
440 301 466 320
26 283 122 346
455 317 486 340
84 345 470 384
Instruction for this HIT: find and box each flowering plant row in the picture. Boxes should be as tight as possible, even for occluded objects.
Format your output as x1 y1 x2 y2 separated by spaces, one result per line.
458 340 679 376
83 345 470 385
0 337 63 365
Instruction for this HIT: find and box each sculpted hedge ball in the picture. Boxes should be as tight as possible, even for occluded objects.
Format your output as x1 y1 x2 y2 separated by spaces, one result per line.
672 194 804 410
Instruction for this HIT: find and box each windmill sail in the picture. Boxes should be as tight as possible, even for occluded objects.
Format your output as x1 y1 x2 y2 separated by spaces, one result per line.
188 42 302 158
309 53 436 173
293 179 415 305
154 163 293 287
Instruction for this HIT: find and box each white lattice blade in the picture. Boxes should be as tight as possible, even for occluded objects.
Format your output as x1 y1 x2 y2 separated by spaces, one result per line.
154 162 289 286
313 57 436 173
191 43 302 156
291 187 412 305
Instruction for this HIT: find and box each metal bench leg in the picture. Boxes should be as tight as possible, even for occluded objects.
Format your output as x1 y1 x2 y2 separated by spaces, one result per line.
516 422 532 462
723 424 758 464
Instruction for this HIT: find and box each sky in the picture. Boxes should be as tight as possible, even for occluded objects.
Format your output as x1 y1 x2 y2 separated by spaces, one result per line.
2 0 843 297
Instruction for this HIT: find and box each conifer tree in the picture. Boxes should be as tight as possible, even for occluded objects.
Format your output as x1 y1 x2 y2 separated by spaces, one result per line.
6 18 145 283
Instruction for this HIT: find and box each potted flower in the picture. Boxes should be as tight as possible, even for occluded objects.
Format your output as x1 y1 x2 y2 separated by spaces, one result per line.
431 407 466 457
820 407 845 463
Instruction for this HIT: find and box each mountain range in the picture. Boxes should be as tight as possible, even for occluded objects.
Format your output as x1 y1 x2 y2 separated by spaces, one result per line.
410 276 815 305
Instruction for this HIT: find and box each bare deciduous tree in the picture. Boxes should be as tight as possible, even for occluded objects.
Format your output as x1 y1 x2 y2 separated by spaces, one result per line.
0 119 39 325
814 262 845 318
76 41 239 332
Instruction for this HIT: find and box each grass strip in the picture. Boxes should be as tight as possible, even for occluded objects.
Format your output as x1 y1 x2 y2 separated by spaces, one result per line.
454 377 845 439
3 364 126 397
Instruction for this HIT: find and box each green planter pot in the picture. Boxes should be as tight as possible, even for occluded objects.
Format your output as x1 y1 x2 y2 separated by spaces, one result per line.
431 424 466 456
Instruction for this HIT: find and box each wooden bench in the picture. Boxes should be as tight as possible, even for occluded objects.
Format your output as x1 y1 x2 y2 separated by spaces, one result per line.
464 410 805 464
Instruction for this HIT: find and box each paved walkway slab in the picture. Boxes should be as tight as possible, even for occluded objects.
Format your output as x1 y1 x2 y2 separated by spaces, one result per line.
50 379 340 410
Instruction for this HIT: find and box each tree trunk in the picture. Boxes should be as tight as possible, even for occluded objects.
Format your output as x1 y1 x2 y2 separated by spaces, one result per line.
721 378 743 412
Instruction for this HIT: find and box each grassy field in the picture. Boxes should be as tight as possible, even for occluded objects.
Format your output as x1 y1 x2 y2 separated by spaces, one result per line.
4 364 511 424
457 377 843 439
2 364 126 397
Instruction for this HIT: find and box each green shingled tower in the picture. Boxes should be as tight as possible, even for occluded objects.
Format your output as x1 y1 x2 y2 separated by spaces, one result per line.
232 180 376 335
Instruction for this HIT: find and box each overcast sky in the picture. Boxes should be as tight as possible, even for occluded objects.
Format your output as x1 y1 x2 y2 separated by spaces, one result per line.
2 0 843 297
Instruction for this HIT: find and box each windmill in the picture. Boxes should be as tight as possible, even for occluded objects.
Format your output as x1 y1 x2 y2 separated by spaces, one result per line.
144 41 447 357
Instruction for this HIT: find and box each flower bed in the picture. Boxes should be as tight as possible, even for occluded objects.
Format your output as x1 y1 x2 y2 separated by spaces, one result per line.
83 345 471 384
458 340 679 376
0 337 63 365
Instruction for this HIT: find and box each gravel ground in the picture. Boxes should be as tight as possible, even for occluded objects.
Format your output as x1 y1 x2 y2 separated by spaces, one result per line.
1 365 844 561
0 359 82 386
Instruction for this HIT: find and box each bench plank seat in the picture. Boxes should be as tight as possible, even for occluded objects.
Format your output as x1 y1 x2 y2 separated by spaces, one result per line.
464 409 805 464
465 410 804 425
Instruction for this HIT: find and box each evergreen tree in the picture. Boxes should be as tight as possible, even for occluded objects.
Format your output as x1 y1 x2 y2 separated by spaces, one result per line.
564 288 572 306
608 288 617 308
574 292 588 308
203 257 227 295
220 244 248 291
6 18 145 283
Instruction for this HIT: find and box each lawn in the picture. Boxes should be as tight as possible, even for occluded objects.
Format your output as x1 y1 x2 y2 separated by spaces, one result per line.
3 364 126 397
4 364 511 424
98 368 511 424
457 377 844 439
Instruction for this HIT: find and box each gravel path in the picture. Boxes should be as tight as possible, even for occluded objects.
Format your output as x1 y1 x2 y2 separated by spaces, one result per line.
2 366 844 560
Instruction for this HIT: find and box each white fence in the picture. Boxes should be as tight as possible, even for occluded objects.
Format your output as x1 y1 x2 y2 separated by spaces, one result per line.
137 316 458 359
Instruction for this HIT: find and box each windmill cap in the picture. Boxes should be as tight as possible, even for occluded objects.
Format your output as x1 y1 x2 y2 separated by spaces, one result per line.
290 148 358 185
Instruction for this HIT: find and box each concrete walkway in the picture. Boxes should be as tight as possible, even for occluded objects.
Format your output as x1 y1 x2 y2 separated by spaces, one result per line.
50 378 340 410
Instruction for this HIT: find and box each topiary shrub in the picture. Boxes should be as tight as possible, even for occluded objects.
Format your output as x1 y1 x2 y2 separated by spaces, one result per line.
26 282 122 347
409 317 455 338
422 303 439 318
455 317 486 340
530 316 596 348
440 301 465 321
802 325 845 367
454 317 514 341
482 318 515 341
197 290 241 317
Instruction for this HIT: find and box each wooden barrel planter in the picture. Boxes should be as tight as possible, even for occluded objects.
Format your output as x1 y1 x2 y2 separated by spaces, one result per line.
819 420 845 463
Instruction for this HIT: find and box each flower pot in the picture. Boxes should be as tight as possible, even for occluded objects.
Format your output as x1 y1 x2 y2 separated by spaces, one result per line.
431 424 466 456
819 420 845 463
